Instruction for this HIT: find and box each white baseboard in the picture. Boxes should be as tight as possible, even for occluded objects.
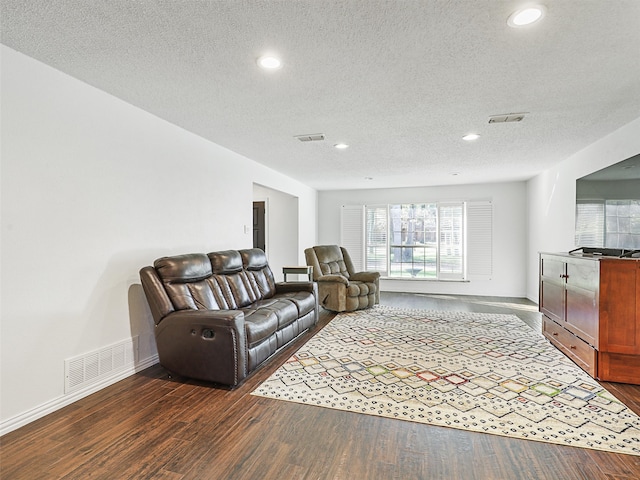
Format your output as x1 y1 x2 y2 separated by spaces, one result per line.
0 355 159 437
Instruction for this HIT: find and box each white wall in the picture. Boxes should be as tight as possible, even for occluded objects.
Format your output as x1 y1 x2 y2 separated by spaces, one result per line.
526 117 640 301
0 46 317 433
318 182 527 297
253 184 300 282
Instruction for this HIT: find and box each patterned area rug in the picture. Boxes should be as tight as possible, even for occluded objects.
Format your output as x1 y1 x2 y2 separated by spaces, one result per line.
252 306 640 455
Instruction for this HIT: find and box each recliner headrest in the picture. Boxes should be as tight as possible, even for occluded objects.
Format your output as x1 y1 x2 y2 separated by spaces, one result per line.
154 253 212 283
208 250 243 274
313 245 344 263
240 248 268 270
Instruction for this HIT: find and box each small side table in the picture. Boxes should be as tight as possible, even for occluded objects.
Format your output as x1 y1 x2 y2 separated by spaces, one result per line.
283 266 313 282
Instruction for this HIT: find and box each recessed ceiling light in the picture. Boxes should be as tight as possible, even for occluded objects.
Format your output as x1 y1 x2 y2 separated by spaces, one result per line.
257 55 282 70
462 133 480 141
334 143 349 149
508 5 546 27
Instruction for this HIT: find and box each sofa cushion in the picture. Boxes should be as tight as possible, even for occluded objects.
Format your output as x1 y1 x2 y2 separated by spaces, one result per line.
154 253 219 311
311 245 350 277
240 248 269 270
244 270 276 299
209 273 250 309
243 299 299 328
275 291 316 317
347 281 370 297
209 250 260 308
240 248 276 299
243 309 278 348
208 250 243 274
155 253 212 281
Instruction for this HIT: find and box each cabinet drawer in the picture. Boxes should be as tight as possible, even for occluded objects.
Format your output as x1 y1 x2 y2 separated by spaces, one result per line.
543 316 597 377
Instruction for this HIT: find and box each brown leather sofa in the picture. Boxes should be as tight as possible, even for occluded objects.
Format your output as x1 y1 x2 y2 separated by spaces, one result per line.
139 248 318 386
305 245 380 312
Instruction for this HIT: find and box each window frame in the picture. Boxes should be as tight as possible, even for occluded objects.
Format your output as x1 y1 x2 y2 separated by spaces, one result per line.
364 202 466 281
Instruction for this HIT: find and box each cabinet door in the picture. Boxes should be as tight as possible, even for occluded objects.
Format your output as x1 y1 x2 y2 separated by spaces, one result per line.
565 286 598 347
565 259 599 347
540 255 565 323
599 259 640 354
566 258 599 291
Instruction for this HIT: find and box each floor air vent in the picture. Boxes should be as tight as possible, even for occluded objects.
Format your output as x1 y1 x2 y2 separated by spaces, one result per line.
64 336 138 394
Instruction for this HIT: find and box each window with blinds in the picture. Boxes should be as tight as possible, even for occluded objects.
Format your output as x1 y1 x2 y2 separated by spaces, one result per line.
343 201 492 281
388 203 442 279
575 200 640 249
605 200 640 249
575 201 605 247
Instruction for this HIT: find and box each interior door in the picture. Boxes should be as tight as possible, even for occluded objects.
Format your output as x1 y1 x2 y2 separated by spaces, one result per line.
253 201 266 251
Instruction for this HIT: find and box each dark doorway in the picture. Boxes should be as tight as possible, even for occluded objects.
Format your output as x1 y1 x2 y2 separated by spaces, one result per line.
253 201 266 251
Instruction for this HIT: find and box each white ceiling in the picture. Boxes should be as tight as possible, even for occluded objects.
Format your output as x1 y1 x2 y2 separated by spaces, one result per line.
2 1 640 190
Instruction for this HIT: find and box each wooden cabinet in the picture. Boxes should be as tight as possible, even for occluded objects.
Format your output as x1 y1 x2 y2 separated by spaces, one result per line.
539 253 640 384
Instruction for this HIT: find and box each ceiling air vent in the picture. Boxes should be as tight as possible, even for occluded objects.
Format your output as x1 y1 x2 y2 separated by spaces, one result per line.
294 133 325 142
488 113 527 124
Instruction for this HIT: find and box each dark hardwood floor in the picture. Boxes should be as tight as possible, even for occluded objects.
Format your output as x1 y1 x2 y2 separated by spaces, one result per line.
2 293 640 479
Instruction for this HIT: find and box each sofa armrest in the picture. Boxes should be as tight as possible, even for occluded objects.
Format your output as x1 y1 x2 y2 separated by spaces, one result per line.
317 274 349 285
350 271 380 282
155 309 247 386
275 281 316 294
140 266 175 324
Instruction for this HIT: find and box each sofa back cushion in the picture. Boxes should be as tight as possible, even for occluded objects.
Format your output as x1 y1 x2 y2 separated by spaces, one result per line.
154 253 222 311
309 245 350 278
208 250 259 309
240 248 277 299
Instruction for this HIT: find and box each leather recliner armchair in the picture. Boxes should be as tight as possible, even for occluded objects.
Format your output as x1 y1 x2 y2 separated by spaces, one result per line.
304 245 380 312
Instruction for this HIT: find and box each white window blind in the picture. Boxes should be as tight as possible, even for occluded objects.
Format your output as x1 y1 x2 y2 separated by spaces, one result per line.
341 205 365 271
575 201 604 247
365 205 389 275
466 201 492 278
604 200 640 249
438 203 464 280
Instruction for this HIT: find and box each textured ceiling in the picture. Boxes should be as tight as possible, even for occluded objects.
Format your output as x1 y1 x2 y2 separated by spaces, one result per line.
2 0 640 190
